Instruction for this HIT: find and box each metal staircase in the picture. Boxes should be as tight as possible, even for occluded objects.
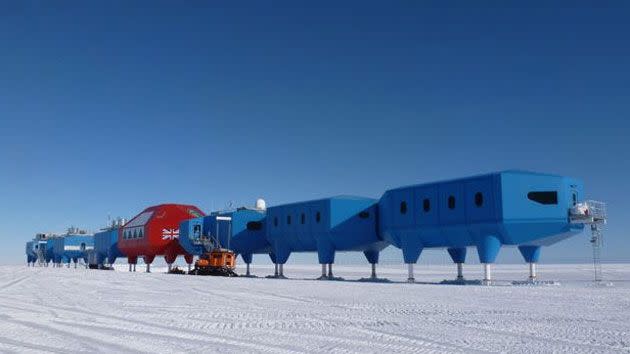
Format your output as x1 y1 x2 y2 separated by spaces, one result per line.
570 200 607 283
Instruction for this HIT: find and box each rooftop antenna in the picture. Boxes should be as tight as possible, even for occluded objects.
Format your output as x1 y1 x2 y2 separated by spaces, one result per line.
570 200 609 285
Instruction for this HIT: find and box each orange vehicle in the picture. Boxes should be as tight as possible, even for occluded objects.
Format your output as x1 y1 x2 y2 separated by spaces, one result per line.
191 248 237 276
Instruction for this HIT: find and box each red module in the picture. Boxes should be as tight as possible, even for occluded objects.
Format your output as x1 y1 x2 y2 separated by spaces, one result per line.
119 204 204 272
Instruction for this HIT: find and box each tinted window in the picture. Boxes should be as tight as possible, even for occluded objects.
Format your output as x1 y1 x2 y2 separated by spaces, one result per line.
287 215 291 225
139 229 143 238
359 211 370 219
247 221 262 231
400 201 408 214
448 196 456 209
572 192 577 206
474 192 483 207
423 198 430 212
274 217 278 227
528 191 558 205
316 212 321 223
301 213 305 224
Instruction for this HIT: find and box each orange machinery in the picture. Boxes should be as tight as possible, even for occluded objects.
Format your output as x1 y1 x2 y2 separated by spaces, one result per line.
191 248 237 276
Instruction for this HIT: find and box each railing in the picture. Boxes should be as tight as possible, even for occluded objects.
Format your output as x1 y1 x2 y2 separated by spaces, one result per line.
570 200 607 224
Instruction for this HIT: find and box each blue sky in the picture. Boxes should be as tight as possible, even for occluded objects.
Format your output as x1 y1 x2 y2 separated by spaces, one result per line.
1 2 628 265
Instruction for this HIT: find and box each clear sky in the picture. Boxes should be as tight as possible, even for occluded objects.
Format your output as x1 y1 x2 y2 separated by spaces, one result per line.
1 2 628 265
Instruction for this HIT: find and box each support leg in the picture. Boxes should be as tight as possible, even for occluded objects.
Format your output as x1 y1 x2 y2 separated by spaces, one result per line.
133 264 136 272
407 263 414 283
457 263 464 280
483 263 492 285
371 263 377 279
317 264 327 279
529 262 537 280
279 264 284 278
246 263 251 277
129 264 132 272
274 263 279 277
167 263 172 272
188 263 192 272
327 263 333 279
146 264 151 273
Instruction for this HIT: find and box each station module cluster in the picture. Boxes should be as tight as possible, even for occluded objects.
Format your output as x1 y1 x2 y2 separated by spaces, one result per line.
25 170 607 284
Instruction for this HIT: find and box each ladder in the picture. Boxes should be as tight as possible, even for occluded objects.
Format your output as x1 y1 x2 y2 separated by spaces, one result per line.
570 200 607 283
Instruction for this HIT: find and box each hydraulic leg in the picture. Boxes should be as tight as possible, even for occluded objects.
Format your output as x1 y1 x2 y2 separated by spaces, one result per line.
407 263 414 283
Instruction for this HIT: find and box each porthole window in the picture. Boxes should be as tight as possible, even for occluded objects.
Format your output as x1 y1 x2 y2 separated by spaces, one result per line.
474 192 483 207
400 201 408 214
359 211 370 219
301 213 305 224
274 217 278 227
423 198 430 212
316 212 321 223
448 196 456 209
287 215 291 225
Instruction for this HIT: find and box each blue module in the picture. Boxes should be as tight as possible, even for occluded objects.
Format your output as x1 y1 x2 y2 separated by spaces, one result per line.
94 227 124 267
378 170 584 281
179 208 268 264
25 241 36 265
52 231 95 267
265 196 387 277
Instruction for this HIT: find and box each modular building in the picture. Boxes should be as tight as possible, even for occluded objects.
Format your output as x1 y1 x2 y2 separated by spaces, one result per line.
265 196 387 278
378 170 585 282
94 227 124 268
118 204 204 272
51 229 94 267
25 241 36 265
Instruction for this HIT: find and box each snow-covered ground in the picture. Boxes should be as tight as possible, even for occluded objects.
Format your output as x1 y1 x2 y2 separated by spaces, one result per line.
0 263 629 353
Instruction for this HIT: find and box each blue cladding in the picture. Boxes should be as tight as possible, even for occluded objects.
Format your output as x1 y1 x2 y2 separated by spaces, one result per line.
94 228 123 265
178 209 268 259
52 234 94 263
265 196 386 264
379 170 585 264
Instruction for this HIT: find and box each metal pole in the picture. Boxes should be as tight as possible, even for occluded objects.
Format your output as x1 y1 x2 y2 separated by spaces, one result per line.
529 263 537 280
483 263 491 284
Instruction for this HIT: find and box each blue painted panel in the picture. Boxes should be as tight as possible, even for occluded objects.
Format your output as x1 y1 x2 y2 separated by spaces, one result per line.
94 228 123 264
413 185 439 227
391 188 414 228
438 182 465 225
178 217 205 255
464 176 497 223
500 171 569 221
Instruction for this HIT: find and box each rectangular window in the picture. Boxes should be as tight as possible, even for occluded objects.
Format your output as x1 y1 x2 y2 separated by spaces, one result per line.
527 191 558 205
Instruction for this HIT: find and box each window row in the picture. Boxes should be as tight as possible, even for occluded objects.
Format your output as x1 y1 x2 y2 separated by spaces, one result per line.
273 211 322 227
122 228 144 240
399 192 484 215
271 210 371 228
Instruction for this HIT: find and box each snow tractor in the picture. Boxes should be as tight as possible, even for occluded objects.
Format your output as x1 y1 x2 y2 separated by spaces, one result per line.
190 248 237 276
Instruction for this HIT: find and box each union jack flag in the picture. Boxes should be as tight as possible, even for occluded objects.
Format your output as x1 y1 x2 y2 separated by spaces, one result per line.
162 228 180 240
